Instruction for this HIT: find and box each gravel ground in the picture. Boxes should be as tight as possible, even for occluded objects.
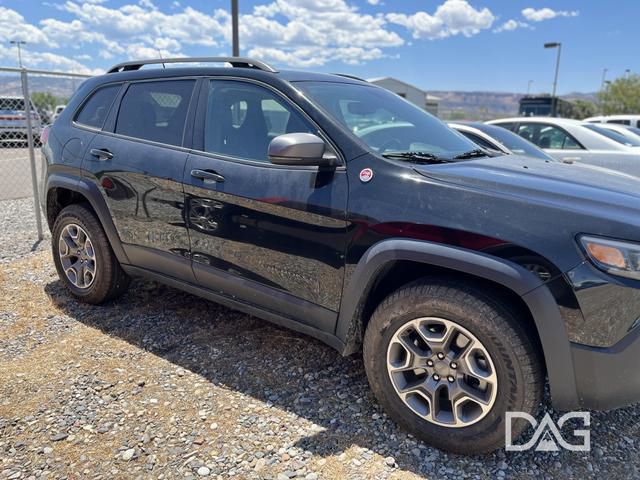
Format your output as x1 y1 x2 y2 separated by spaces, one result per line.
1 197 640 480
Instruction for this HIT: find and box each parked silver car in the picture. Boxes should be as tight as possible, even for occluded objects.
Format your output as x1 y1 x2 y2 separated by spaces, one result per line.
448 121 554 160
0 96 42 146
487 117 640 176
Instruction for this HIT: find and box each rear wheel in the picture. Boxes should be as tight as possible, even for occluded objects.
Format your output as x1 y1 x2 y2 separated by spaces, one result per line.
363 278 543 454
52 204 130 304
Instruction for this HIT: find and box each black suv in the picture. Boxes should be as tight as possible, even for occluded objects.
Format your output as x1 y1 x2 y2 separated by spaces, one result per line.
41 57 640 454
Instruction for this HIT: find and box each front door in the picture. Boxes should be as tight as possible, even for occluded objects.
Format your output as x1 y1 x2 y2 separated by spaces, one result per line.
183 79 348 332
83 78 197 282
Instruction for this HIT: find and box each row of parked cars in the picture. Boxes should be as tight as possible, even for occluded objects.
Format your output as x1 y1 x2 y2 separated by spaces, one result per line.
451 114 640 176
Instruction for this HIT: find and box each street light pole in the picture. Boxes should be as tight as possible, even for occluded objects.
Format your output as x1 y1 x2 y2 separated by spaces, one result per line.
10 40 26 68
526 80 533 95
600 68 608 115
544 42 562 116
231 0 239 57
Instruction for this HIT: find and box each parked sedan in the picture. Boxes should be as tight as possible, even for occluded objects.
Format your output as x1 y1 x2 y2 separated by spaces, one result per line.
0 96 42 146
487 117 640 176
448 122 554 160
589 122 640 144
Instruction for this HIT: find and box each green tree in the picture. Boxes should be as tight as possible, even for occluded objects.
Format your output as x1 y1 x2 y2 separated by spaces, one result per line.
598 74 640 114
571 99 598 119
30 92 68 114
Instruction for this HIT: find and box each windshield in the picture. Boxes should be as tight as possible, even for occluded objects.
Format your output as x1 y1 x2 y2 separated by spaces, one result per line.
295 82 477 160
583 124 640 147
474 123 553 160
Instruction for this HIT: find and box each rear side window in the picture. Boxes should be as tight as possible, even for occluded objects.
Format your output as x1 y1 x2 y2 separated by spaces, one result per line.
459 131 498 151
75 84 121 129
115 80 195 147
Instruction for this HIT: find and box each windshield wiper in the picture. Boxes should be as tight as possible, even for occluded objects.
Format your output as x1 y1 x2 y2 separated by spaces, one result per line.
453 148 489 160
382 151 451 164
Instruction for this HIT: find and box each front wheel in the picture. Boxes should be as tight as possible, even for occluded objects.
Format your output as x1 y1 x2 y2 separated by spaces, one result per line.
52 204 130 304
363 278 543 454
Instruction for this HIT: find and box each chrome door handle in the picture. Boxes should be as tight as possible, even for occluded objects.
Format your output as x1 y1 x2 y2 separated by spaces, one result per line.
191 169 225 183
90 148 113 161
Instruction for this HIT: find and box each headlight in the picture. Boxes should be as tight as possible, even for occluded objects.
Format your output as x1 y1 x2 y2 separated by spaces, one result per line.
579 235 640 280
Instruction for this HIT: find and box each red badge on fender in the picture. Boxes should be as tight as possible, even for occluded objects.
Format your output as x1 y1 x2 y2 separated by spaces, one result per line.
359 168 374 183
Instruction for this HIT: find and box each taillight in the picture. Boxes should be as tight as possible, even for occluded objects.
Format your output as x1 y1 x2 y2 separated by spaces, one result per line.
40 125 50 145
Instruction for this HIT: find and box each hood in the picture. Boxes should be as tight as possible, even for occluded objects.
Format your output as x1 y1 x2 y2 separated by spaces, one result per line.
414 155 640 214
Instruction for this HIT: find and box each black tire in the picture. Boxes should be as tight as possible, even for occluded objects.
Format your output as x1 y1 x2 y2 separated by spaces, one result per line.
363 278 543 455
52 203 130 304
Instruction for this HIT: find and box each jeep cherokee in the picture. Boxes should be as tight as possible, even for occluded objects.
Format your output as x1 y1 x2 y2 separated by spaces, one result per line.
40 57 640 454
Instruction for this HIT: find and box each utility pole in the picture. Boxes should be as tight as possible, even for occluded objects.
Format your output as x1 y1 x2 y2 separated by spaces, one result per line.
10 40 26 68
544 42 562 116
231 0 239 57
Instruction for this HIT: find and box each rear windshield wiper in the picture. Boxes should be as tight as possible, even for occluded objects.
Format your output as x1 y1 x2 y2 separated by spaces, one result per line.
453 148 490 160
382 151 451 164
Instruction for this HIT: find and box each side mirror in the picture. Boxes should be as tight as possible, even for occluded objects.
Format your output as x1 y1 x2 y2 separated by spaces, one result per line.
268 133 336 167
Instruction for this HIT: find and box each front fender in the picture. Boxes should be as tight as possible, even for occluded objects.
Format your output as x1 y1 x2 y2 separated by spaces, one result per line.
336 239 579 410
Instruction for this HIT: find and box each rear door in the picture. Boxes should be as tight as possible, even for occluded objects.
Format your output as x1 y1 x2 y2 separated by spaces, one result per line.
183 78 349 332
82 78 198 282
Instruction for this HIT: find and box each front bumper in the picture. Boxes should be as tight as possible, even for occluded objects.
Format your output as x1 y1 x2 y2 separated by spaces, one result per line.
571 324 640 410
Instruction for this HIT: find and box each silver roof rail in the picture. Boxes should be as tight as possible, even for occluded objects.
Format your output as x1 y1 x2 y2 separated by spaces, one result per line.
107 57 278 74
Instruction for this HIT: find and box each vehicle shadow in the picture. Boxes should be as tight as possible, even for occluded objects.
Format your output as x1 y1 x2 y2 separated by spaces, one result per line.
43 278 638 478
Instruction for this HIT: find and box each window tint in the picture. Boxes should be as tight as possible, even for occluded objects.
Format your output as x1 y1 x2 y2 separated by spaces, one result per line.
516 123 582 150
115 80 195 146
75 84 120 129
204 80 315 162
607 119 631 126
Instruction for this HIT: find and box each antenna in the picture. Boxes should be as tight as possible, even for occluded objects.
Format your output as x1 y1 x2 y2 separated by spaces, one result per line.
157 49 166 69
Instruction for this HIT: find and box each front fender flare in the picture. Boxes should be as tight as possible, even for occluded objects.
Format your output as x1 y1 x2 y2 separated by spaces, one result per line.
336 239 579 410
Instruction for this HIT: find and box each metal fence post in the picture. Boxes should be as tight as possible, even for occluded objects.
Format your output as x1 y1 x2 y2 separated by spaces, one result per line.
20 68 44 241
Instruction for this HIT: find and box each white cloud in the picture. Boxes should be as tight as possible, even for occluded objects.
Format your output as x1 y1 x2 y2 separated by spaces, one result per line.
493 19 530 33
0 0 512 73
521 7 579 22
387 0 495 40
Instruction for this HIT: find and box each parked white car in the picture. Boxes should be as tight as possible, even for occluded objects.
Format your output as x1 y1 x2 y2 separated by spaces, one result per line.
588 122 640 144
487 117 640 176
584 115 640 128
51 104 66 123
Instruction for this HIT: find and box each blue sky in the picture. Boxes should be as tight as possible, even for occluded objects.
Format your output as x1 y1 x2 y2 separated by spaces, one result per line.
0 0 636 93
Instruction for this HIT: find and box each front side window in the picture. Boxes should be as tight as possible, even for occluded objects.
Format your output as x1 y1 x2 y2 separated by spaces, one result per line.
516 123 582 150
203 80 315 162
75 84 121 129
295 82 476 160
115 80 195 146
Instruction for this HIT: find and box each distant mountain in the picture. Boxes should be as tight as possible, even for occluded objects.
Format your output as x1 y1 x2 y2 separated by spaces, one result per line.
0 75 85 99
432 90 599 120
0 74 598 120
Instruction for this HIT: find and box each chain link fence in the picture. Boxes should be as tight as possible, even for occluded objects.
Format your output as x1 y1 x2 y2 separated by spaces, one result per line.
0 67 92 241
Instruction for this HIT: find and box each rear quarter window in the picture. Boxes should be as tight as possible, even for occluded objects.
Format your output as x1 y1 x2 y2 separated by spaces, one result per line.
75 84 121 129
115 80 195 147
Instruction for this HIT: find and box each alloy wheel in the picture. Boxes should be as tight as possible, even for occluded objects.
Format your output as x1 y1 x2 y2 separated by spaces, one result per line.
58 223 97 289
386 317 497 428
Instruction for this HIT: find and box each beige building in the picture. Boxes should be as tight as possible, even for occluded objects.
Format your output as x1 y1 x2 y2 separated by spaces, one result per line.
368 76 440 116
